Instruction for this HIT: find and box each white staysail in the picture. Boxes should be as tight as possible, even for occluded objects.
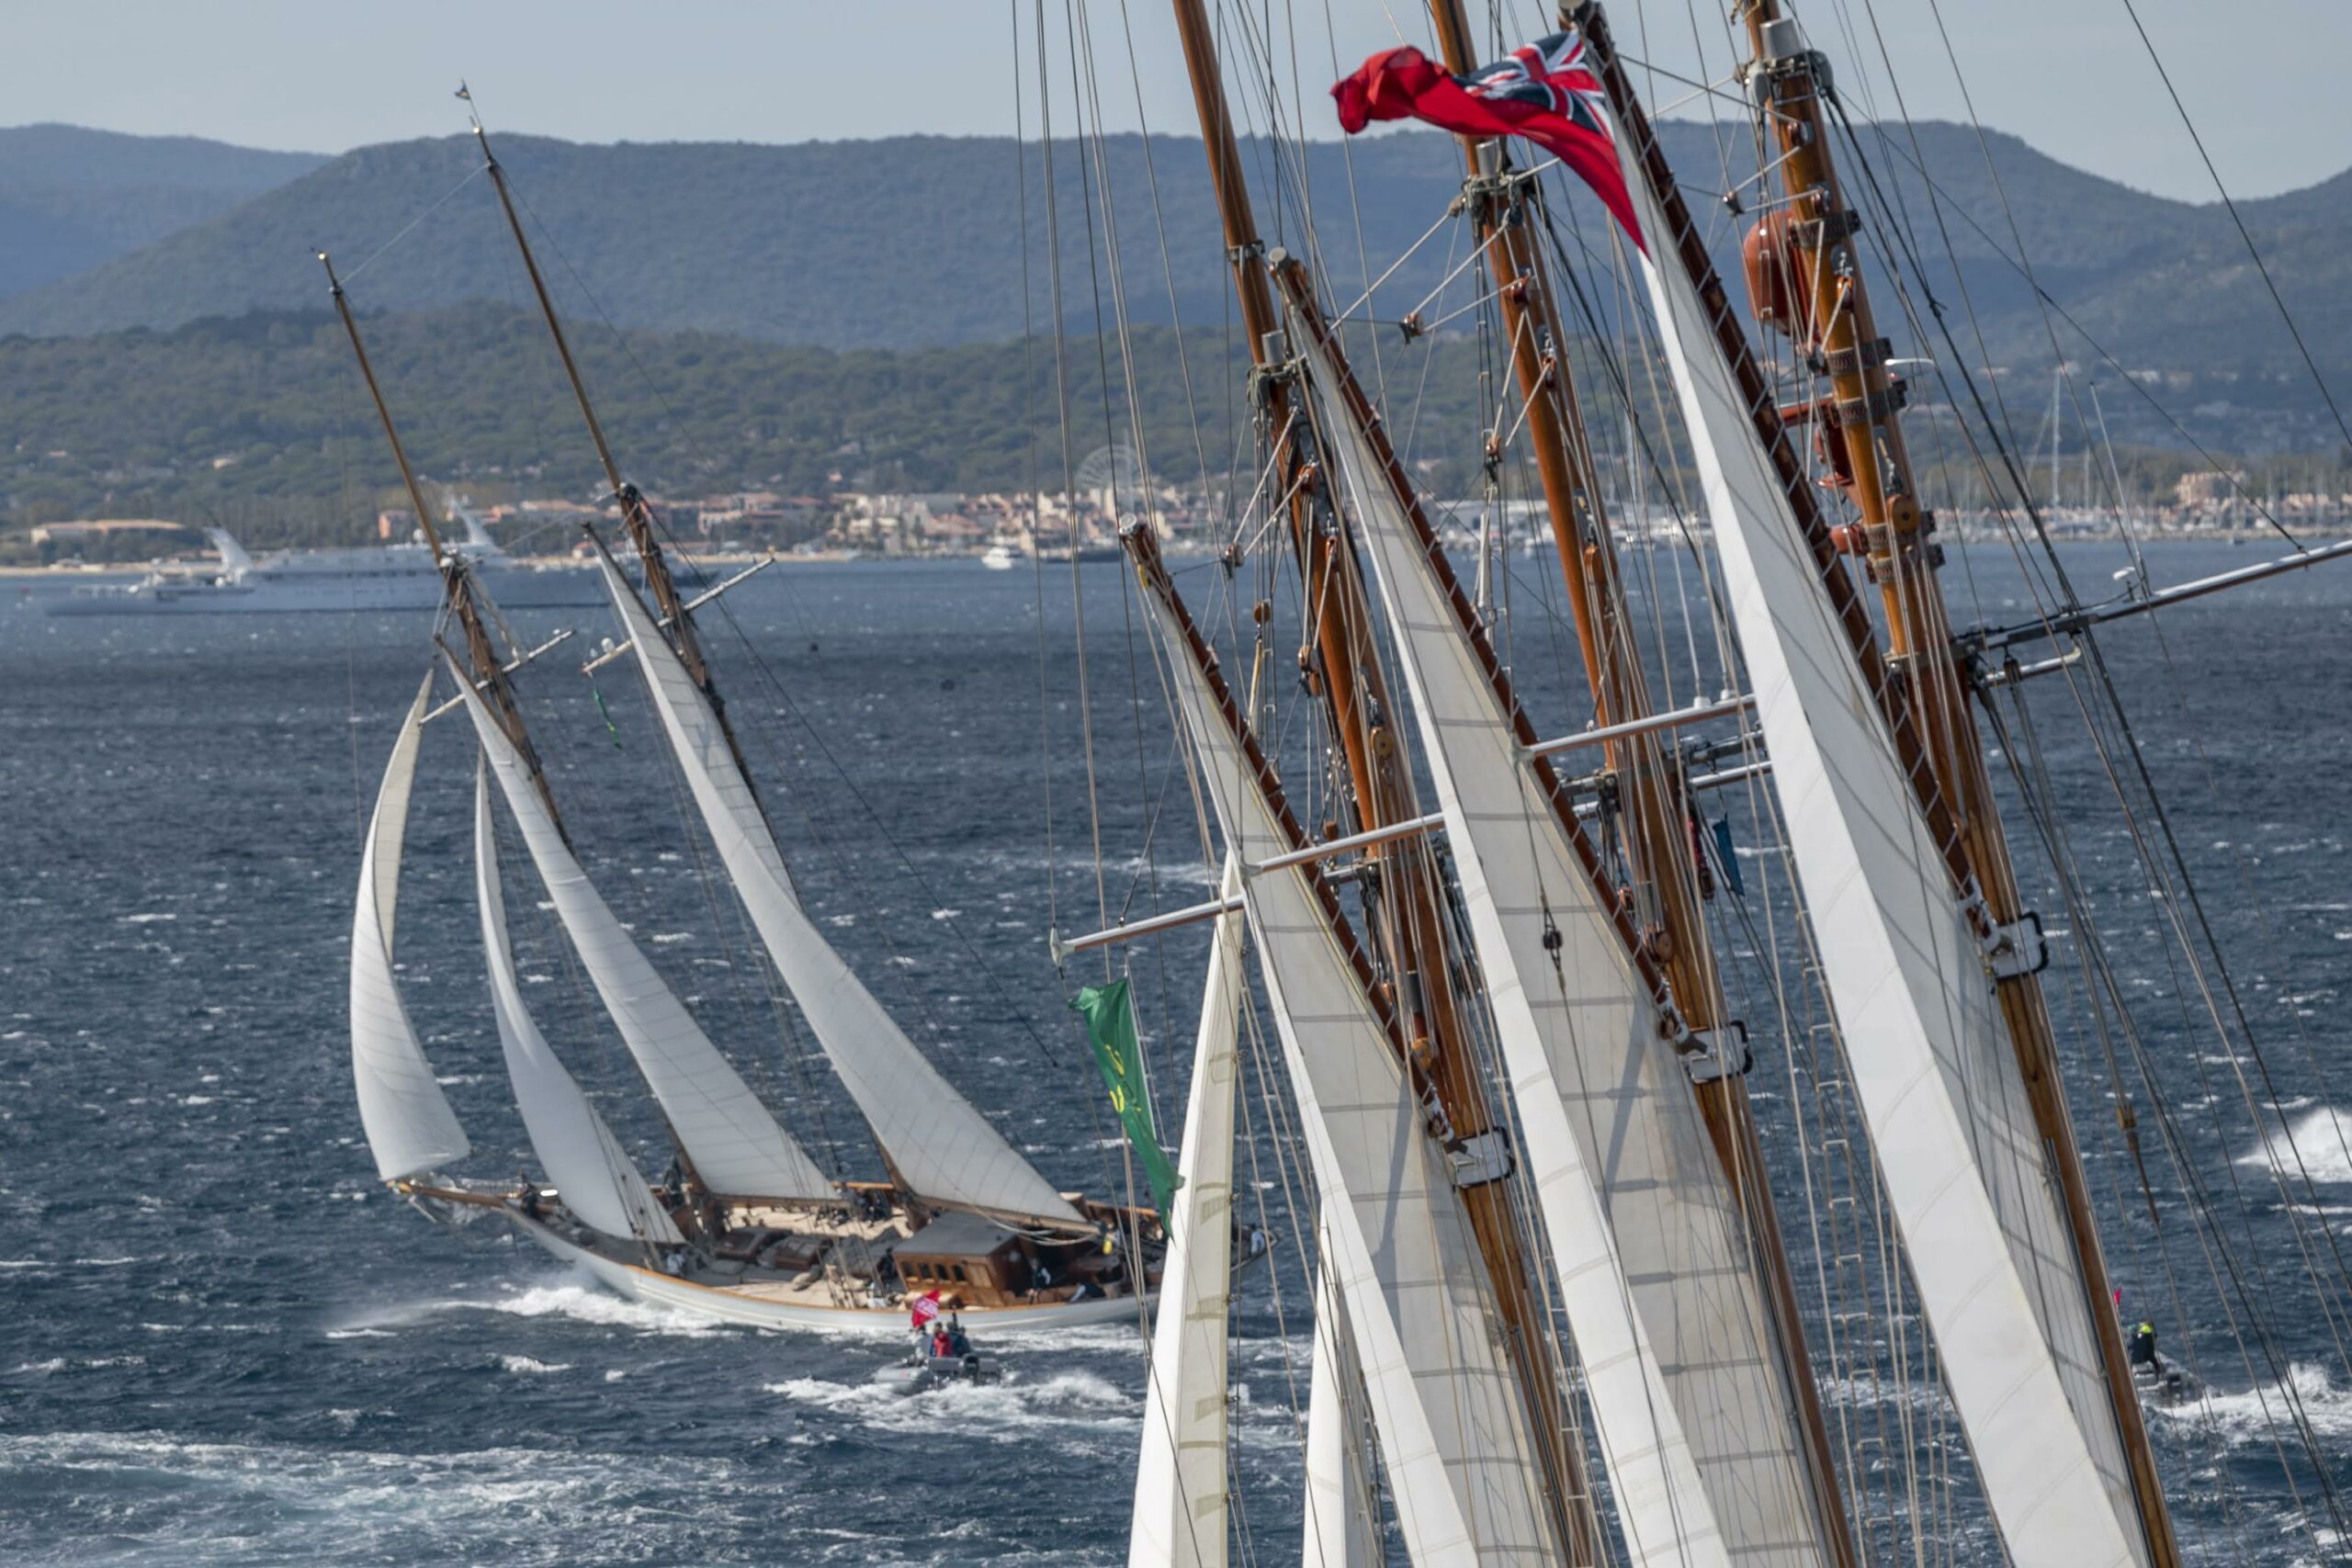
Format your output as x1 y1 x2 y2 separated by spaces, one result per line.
1138 567 1556 1567
1130 859 1246 1568
351 673 469 1182
474 764 683 1246
1302 1204 1382 1568
1296 321 1831 1568
1615 124 2148 1568
451 660 835 1204
596 557 1080 1225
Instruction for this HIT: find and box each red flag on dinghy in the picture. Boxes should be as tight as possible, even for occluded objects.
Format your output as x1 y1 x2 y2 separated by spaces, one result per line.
910 1290 943 1328
1332 28 1645 254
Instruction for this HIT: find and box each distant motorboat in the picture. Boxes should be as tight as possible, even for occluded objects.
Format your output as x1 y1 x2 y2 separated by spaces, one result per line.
981 541 1021 570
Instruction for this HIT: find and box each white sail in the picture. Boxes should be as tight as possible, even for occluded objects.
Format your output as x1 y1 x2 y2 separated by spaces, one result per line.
351 673 469 1182
451 661 835 1204
1130 859 1245 1568
1302 1203 1382 1568
1297 322 1831 1568
474 764 683 1246
1616 128 2148 1568
597 558 1081 1225
1139 571 1555 1567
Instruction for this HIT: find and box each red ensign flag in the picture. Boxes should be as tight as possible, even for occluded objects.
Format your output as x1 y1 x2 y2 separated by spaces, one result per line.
1333 30 1645 254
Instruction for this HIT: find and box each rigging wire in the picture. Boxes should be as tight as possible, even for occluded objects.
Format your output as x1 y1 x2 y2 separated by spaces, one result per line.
2109 0 2352 455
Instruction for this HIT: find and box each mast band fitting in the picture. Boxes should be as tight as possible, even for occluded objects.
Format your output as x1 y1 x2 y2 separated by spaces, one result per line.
1825 336 1892 377
1675 1021 1752 1084
1796 209 1864 247
1835 380 1908 423
1985 911 2051 980
1444 1128 1515 1189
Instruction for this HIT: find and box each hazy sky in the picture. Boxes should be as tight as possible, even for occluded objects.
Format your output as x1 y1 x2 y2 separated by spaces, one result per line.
9 2 2344 202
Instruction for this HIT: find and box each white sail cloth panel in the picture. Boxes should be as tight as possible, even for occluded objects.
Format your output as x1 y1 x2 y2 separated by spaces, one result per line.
473 765 683 1246
1141 583 1556 1568
1613 140 2146 1568
1302 1200 1383 1568
351 673 470 1182
451 660 835 1203
594 559 1081 1225
1128 857 1246 1568
1299 327 1832 1568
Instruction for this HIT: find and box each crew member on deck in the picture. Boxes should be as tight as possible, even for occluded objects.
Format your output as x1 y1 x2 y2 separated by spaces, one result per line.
2128 1320 2158 1371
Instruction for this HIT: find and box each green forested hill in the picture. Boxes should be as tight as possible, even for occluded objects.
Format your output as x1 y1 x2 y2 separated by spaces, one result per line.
2 122 2343 398
0 304 1312 539
10 299 2331 548
0 124 324 301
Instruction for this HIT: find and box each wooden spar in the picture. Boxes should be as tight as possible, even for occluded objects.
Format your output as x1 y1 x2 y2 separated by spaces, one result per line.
579 558 775 673
1275 255 1862 1565
1580 1 2179 1558
1410 5 1861 1553
1726 9 2181 1562
463 111 763 796
1161 3 1599 1556
469 119 703 670
1567 5 1979 901
319 250 568 840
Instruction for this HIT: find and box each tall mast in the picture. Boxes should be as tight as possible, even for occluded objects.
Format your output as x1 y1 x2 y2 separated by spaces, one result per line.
1161 3 1597 1556
320 250 567 840
460 100 746 762
1413 8 1856 1559
1724 8 2179 1561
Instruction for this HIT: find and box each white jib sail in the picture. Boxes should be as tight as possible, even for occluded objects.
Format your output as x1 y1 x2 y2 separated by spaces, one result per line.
1130 858 1245 1568
1142 581 1555 1568
1302 1200 1382 1568
351 673 469 1182
474 763 682 1246
1298 325 1830 1568
451 660 834 1204
597 558 1080 1225
1615 133 2146 1568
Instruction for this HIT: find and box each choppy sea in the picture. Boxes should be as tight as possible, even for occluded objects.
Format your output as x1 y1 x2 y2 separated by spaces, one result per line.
1 543 2346 1564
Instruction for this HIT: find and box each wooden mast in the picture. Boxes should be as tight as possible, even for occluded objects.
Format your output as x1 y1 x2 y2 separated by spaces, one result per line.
1412 8 1859 1560
460 105 753 786
1577 3 2179 1559
320 250 568 840
1161 3 1596 1557
1727 12 2180 1563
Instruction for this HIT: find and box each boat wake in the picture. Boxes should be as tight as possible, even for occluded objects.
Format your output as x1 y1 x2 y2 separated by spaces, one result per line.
476 1278 723 1337
2152 1362 2352 1449
765 1368 1136 1442
322 1271 724 1342
2236 1108 2352 1185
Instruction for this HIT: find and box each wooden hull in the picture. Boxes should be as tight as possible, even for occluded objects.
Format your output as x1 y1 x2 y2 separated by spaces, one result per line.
510 1213 1149 1337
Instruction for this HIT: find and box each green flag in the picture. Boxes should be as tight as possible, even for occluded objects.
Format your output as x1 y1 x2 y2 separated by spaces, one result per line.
1069 976 1182 1215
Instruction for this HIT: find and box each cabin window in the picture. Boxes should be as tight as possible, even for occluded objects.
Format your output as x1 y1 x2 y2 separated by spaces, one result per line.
951 1265 967 1283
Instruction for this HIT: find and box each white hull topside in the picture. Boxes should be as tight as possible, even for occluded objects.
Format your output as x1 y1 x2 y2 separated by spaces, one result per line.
511 1213 1149 1337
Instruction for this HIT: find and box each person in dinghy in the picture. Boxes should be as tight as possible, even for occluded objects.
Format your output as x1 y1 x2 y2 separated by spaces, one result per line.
878 1290 996 1396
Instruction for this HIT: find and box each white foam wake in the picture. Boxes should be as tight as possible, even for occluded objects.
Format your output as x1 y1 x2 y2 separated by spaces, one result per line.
2237 1107 2352 1185
2154 1361 2352 1449
765 1368 1136 1444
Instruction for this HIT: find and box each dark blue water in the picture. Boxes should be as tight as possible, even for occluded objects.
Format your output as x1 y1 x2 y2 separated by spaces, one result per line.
0 546 2345 1564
